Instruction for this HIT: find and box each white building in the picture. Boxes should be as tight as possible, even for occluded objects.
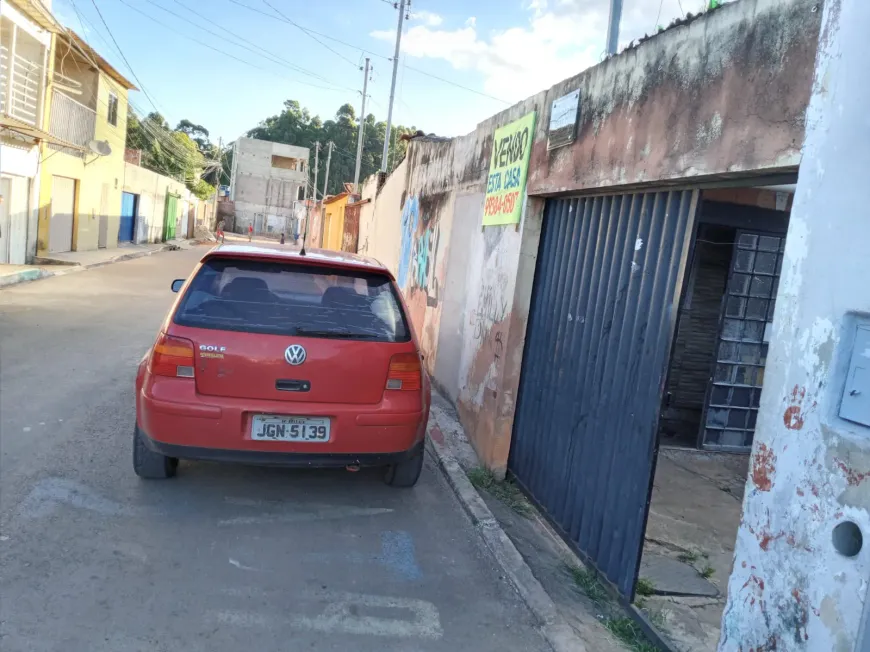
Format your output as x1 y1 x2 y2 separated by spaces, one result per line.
0 0 56 264
229 137 308 237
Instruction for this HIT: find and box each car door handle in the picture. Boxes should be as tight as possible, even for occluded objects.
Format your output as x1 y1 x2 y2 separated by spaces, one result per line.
276 379 310 392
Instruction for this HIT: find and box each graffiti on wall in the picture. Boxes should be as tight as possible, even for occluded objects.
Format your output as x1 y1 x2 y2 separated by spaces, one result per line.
412 222 441 307
471 272 509 341
397 195 418 290
398 194 442 308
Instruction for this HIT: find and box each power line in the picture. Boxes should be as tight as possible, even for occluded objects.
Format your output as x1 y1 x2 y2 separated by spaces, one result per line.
70 0 168 116
223 0 359 68
63 5 203 170
225 0 397 68
158 0 338 85
403 64 509 104
88 0 160 112
63 23 213 173
40 1 202 176
224 0 511 104
113 0 355 93
73 2 208 170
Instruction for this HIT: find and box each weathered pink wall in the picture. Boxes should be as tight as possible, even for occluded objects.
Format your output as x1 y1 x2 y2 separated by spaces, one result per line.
359 0 820 475
528 0 819 195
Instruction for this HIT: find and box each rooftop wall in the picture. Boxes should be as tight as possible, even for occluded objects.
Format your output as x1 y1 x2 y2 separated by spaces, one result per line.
527 0 819 194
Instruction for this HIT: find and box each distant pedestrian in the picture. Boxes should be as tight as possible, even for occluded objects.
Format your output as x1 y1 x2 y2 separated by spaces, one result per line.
248 223 253 242
215 219 225 243
280 232 285 245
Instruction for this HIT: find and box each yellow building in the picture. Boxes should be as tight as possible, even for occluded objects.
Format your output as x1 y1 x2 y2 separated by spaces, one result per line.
321 192 349 251
37 30 136 254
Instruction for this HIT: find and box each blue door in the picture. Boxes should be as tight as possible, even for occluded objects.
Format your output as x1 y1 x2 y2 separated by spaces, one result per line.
119 192 137 242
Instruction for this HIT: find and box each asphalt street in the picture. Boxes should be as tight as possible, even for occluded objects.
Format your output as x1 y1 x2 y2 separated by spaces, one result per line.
0 247 548 652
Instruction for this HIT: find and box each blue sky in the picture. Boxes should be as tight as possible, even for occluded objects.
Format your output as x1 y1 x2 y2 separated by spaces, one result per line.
52 0 693 143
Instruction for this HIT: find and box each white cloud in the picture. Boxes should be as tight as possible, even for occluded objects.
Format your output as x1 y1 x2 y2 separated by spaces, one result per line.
410 10 444 27
371 0 690 103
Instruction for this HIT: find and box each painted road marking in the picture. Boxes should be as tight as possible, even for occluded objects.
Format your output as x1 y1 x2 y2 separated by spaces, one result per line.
303 530 423 581
209 591 442 639
218 504 393 526
16 477 141 519
228 558 259 572
378 531 423 581
292 593 442 639
13 479 392 526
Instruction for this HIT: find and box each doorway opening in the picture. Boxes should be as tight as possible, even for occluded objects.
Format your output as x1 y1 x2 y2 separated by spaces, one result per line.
641 187 791 651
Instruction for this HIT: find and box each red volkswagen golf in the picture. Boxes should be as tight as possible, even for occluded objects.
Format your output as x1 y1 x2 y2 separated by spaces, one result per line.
134 245 430 487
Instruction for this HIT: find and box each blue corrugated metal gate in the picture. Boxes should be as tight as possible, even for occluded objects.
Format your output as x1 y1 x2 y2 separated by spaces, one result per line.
509 190 698 599
119 192 137 242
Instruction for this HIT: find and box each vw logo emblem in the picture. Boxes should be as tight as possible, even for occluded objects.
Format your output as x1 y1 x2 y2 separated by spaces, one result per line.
284 344 307 366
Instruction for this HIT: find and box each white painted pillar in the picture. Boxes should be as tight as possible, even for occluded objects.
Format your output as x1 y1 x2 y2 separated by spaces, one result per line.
720 0 870 649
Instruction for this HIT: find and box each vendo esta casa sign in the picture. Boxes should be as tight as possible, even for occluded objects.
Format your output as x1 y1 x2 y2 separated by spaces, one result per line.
483 111 537 227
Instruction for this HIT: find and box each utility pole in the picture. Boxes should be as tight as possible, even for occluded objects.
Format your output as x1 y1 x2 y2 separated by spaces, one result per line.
353 57 370 191
300 152 311 250
322 141 334 201
380 0 406 172
212 136 222 228
605 0 622 56
312 141 320 205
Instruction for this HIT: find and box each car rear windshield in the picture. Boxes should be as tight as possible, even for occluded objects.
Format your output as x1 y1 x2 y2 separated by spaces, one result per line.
174 257 411 342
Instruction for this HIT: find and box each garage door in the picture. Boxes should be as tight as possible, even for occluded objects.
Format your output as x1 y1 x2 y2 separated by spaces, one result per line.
49 176 76 253
509 190 698 598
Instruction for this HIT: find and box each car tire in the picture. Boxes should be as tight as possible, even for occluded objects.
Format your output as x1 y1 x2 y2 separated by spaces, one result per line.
384 446 424 487
133 426 178 479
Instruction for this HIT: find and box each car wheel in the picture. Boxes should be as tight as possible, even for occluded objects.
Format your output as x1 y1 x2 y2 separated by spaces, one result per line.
133 426 178 479
384 446 424 487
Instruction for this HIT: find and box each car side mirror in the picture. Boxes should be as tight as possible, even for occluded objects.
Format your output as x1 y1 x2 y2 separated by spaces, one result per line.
171 279 185 293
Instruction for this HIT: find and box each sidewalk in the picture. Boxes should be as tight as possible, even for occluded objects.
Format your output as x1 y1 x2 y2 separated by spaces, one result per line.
426 393 667 652
0 240 194 289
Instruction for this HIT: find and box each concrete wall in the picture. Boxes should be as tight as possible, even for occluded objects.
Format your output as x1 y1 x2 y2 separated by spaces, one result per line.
0 139 41 263
721 0 870 647
321 194 349 251
230 137 308 234
528 0 819 194
358 0 820 472
121 162 195 244
306 204 323 249
0 3 50 264
358 168 403 275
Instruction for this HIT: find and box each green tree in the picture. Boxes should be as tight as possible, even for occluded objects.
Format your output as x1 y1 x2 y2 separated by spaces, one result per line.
247 99 419 196
175 119 211 154
125 99 423 202
125 111 214 200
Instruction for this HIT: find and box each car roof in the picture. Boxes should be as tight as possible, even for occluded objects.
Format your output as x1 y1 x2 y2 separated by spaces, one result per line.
201 244 394 279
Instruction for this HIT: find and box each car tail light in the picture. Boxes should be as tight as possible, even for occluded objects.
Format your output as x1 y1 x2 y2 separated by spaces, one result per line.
386 353 422 391
150 333 195 378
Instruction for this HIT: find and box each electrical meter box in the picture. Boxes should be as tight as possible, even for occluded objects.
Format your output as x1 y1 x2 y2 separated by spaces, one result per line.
840 324 870 427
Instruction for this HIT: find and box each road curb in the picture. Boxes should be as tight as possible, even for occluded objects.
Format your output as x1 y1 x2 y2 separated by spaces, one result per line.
425 423 586 652
0 244 180 289
0 268 54 288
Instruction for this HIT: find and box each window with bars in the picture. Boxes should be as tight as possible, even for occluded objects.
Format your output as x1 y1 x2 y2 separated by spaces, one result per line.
702 232 785 450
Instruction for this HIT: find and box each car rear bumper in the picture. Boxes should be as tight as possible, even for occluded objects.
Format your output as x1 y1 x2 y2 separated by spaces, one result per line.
136 376 428 457
139 427 424 467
